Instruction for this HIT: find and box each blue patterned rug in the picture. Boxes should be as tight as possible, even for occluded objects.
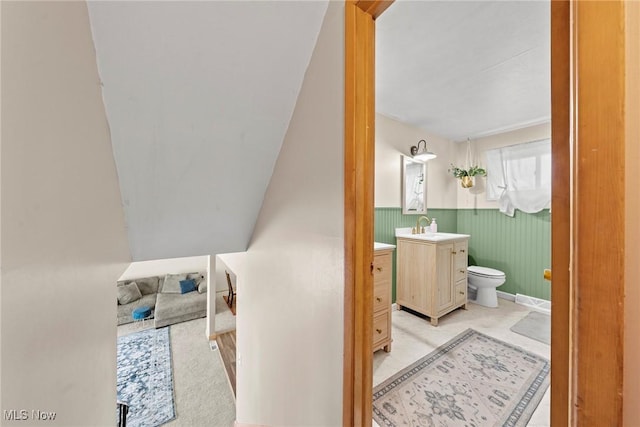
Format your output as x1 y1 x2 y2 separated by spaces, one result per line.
373 328 550 427
117 327 175 427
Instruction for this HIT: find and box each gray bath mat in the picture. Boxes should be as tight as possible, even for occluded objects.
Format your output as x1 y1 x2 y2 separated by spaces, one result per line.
510 311 551 345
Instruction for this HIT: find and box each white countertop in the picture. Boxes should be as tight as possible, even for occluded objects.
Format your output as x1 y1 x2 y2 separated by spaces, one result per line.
395 227 469 243
374 242 396 251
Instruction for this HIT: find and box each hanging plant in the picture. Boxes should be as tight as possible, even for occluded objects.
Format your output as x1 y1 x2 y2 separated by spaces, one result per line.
448 164 487 188
448 138 487 188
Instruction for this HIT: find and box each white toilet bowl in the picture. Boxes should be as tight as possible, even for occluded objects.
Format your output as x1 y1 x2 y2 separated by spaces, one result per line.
467 266 506 308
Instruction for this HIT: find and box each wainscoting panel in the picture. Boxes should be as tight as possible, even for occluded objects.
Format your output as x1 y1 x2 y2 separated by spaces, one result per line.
374 208 458 301
456 209 551 300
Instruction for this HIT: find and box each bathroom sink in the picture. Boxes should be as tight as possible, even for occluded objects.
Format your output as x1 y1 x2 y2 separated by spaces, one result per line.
395 229 470 242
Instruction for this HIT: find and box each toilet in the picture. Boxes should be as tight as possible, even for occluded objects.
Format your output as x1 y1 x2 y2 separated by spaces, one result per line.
467 266 506 308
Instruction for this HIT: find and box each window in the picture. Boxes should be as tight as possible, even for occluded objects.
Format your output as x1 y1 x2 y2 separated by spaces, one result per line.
485 138 551 216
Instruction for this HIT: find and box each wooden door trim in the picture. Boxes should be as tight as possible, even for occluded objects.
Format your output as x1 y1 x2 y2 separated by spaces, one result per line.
624 0 640 423
550 1 571 425
343 1 392 425
355 1 393 19
571 1 627 424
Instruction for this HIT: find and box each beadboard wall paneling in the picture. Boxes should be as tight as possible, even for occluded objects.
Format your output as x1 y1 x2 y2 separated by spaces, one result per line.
374 208 458 301
456 209 551 300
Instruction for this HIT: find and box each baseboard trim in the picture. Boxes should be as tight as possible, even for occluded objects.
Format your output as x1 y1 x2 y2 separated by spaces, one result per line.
491 290 551 314
515 293 551 314
496 290 516 302
369 294 549 316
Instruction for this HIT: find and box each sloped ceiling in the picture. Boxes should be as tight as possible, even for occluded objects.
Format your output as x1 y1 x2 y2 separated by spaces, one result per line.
87 1 328 261
376 1 550 141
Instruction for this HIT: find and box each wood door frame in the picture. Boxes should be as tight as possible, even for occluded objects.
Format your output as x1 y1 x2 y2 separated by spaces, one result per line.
343 1 392 426
550 1 571 425
344 0 632 425
569 1 628 424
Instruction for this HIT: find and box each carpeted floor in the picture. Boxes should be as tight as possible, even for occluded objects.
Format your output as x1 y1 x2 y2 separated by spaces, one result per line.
373 328 550 427
163 318 235 427
118 291 236 426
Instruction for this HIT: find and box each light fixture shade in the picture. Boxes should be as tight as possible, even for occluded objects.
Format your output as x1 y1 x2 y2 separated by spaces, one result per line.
413 151 437 161
410 139 437 161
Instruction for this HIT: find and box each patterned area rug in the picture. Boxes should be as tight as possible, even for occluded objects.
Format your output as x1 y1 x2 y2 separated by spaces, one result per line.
117 327 175 427
373 329 549 427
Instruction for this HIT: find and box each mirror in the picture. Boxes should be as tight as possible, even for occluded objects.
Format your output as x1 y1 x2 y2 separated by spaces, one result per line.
402 155 427 214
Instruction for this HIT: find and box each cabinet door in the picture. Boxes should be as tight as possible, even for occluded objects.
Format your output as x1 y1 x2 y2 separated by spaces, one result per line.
436 243 454 313
397 240 432 312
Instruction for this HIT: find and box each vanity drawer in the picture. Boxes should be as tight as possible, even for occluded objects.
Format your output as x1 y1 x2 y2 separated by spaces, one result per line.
455 279 467 305
453 241 468 282
373 311 390 347
373 252 392 285
373 281 390 313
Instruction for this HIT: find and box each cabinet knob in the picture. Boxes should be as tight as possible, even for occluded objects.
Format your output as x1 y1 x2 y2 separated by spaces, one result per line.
451 251 457 255
459 291 465 295
376 328 382 334
459 269 466 274
376 297 382 302
460 249 466 253
376 267 383 272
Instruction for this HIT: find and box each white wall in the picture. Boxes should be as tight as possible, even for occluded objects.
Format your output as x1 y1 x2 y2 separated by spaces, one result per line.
214 252 245 338
374 116 551 212
375 113 457 209
216 252 246 294
119 255 209 281
1 2 131 424
236 3 343 425
455 122 551 209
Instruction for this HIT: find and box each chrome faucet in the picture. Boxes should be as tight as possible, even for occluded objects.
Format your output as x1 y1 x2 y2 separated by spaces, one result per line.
413 216 431 234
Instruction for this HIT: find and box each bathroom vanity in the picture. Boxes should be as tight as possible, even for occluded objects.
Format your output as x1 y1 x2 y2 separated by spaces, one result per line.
373 242 395 352
395 230 469 326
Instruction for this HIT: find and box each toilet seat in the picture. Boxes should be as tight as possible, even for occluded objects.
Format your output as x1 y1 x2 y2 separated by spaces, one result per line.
468 266 505 279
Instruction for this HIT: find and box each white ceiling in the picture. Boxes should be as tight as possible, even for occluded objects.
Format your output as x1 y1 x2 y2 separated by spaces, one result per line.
376 0 550 141
87 1 328 261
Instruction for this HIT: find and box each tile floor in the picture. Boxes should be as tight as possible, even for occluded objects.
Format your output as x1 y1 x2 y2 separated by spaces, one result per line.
373 299 550 427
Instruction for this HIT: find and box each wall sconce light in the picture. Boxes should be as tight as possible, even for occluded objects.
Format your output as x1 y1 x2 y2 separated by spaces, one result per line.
410 139 437 161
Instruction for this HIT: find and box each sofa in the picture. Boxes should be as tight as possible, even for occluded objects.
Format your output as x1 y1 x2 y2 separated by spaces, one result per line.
117 272 207 328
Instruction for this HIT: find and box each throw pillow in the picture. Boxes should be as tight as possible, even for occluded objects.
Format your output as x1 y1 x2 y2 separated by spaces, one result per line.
117 282 142 305
187 272 203 285
187 272 207 294
161 273 187 293
134 277 160 295
197 278 207 294
179 279 197 294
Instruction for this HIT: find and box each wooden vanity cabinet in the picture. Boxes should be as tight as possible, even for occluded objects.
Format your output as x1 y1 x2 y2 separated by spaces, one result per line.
373 248 393 352
396 237 468 326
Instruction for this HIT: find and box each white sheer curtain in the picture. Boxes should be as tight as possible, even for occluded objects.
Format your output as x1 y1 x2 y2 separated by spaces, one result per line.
486 139 551 217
